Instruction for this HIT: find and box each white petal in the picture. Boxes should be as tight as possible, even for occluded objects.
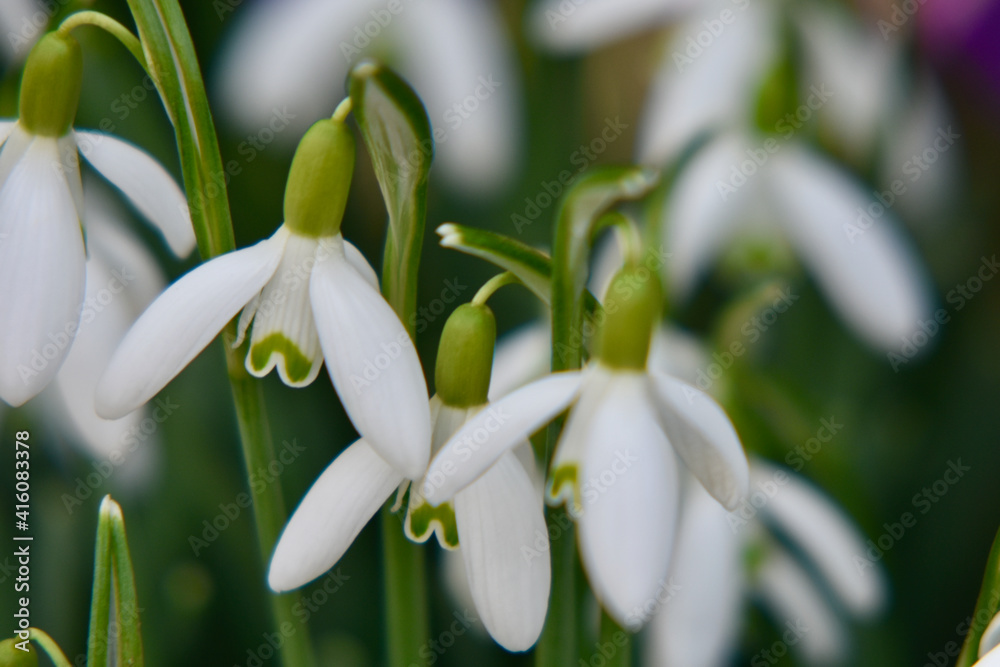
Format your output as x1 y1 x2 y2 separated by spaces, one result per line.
981 613 1000 658
768 146 934 351
649 481 744 665
310 240 431 479
0 137 85 406
0 124 35 199
50 214 166 459
576 373 679 626
269 439 402 591
661 135 752 299
397 0 521 192
76 131 195 257
488 321 551 400
59 134 84 217
648 371 748 510
753 461 888 616
246 233 323 387
0 120 18 146
636 2 778 165
528 0 695 53
423 371 585 504
455 451 550 651
213 0 367 141
648 326 710 387
0 0 40 60
343 239 379 291
794 3 898 160
755 545 848 663
96 228 287 419
980 644 1000 667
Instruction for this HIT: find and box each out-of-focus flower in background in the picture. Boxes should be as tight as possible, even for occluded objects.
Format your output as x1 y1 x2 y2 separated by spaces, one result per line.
0 33 194 408
649 462 887 666
0 0 43 63
214 0 522 195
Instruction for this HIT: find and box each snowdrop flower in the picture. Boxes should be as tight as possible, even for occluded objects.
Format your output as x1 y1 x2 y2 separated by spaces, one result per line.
531 0 938 352
0 32 194 407
650 461 888 666
96 116 431 479
269 303 550 651
0 0 43 62
215 0 521 194
423 263 749 626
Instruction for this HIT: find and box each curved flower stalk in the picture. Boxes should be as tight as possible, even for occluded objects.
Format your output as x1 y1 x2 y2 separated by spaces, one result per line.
530 0 940 353
0 31 195 408
214 0 521 194
649 461 887 666
96 115 432 479
269 302 550 652
423 263 749 626
41 185 167 476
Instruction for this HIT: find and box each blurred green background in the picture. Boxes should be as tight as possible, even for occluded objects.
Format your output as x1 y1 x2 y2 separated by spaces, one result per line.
1 0 999 665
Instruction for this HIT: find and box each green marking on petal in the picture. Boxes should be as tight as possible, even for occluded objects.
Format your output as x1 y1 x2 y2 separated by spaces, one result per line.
405 500 459 550
547 463 580 510
249 333 314 385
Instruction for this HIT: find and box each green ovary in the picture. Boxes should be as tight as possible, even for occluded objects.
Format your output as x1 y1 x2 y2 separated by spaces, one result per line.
249 333 313 384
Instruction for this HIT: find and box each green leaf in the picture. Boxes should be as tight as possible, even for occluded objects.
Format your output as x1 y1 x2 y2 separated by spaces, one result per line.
87 497 114 667
437 223 553 305
957 527 1000 666
108 499 144 667
348 59 433 336
123 0 235 258
551 166 659 371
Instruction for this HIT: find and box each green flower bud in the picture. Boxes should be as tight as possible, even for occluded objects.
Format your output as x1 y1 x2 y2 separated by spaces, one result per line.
284 118 355 238
19 32 83 137
435 304 496 408
0 638 37 667
753 53 798 135
597 264 663 370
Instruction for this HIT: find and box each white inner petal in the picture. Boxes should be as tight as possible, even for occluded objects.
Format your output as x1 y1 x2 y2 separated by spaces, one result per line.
246 232 324 387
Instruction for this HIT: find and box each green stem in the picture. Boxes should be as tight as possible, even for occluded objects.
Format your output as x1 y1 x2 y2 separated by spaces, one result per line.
597 611 631 667
535 507 577 667
28 629 73 667
957 527 1000 666
58 10 148 73
472 272 521 306
86 502 113 667
381 510 430 667
122 1 312 664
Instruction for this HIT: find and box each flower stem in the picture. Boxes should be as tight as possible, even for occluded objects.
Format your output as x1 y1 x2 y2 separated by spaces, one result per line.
956 527 1000 666
472 271 521 306
597 611 631 667
535 507 578 667
28 629 73 667
122 1 313 664
58 11 148 73
381 511 430 666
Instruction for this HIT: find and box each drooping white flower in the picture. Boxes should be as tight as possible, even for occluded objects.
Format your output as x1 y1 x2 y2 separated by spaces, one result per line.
214 0 521 194
423 265 749 627
270 304 550 651
531 0 941 352
0 33 194 408
649 461 888 666
96 117 431 479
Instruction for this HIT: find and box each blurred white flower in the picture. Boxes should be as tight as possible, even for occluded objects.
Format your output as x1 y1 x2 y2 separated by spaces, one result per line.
531 0 944 353
214 0 522 194
0 0 44 63
95 223 431 479
0 33 194 408
977 613 1000 666
649 461 888 666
